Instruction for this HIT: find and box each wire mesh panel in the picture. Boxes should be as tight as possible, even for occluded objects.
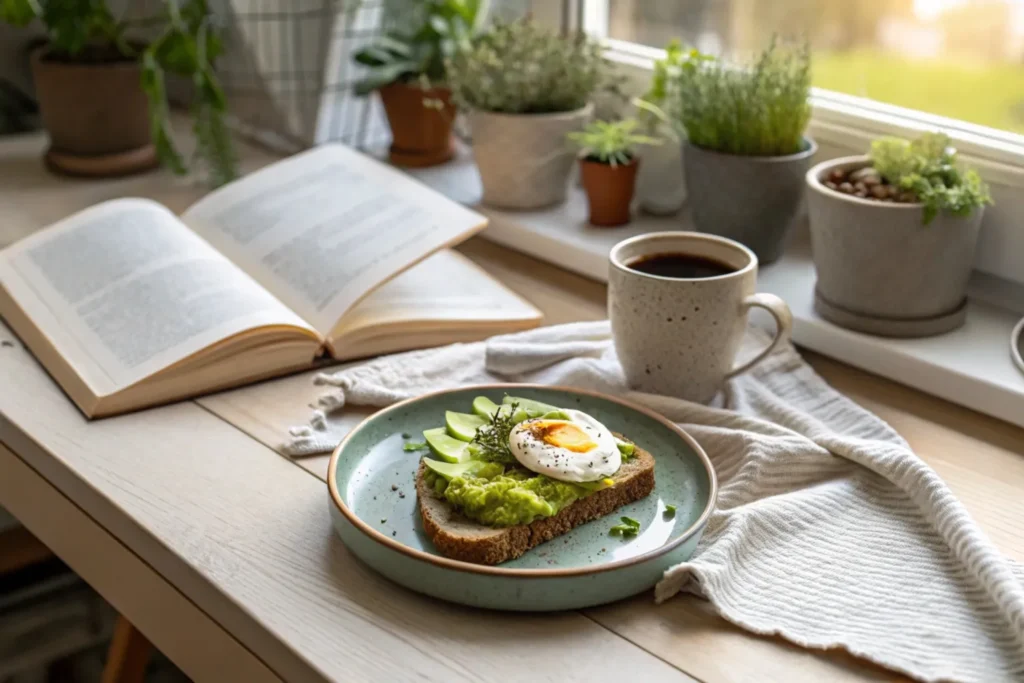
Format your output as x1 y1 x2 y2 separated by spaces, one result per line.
215 0 533 153
215 0 341 150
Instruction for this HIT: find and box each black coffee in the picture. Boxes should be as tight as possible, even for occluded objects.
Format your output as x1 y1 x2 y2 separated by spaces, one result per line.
627 252 736 279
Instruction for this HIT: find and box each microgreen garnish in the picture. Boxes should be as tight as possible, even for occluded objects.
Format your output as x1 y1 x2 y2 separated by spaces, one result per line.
471 401 521 465
610 516 641 537
402 441 427 452
664 504 677 517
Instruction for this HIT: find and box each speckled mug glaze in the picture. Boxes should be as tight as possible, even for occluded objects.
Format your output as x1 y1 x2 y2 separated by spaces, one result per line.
609 232 793 403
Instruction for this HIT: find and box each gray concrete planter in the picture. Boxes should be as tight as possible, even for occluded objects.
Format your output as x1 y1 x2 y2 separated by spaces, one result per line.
683 137 816 264
807 155 984 337
467 104 592 210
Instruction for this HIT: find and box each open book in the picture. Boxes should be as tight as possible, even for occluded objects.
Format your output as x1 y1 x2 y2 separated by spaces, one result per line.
0 145 541 417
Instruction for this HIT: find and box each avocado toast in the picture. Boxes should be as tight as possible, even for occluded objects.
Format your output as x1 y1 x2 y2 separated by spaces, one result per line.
415 395 655 565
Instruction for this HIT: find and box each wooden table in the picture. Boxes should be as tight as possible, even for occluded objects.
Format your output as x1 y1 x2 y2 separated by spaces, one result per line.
3 131 1024 683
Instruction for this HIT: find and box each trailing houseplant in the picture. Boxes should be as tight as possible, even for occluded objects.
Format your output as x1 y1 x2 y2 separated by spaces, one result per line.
568 115 659 226
445 19 614 209
806 132 992 337
0 0 236 184
353 0 487 167
634 40 709 215
674 37 813 263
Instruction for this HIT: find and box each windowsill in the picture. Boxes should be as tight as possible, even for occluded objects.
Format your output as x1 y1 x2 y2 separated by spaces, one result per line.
404 146 1024 430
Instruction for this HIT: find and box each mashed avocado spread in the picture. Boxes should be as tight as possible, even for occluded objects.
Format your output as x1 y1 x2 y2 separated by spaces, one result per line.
421 396 635 527
427 465 587 526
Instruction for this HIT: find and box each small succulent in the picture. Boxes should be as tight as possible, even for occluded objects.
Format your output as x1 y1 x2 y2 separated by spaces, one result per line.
568 117 660 167
445 19 614 114
675 36 811 157
352 0 488 96
869 132 992 224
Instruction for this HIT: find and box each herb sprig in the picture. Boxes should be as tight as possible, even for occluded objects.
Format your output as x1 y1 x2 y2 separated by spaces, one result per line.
470 401 521 465
610 516 641 537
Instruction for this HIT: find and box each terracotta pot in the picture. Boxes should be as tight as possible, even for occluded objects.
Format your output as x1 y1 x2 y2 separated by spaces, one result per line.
806 155 984 337
579 157 640 227
379 82 455 168
468 104 593 210
683 137 817 264
31 47 156 176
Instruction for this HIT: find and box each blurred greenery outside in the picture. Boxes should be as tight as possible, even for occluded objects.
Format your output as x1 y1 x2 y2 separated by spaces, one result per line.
813 49 1024 134
607 0 1024 137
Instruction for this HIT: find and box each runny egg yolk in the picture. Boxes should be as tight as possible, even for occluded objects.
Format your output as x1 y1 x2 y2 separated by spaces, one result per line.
507 409 621 483
526 421 598 453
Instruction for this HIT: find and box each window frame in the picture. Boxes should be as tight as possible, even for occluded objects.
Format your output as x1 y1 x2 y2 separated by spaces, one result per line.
529 0 1024 289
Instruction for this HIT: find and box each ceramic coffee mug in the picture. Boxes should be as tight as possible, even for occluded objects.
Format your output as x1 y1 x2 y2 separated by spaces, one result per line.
609 232 793 403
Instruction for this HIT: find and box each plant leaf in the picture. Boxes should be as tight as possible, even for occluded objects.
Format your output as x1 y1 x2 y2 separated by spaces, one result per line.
353 59 419 94
0 0 38 25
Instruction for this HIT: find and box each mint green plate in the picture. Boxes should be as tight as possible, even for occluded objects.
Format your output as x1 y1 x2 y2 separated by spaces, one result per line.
327 384 716 611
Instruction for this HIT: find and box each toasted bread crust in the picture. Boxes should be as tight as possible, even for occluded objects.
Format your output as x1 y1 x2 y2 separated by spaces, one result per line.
416 443 655 565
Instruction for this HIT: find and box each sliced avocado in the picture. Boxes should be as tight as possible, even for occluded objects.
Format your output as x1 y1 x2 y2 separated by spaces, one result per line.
423 458 487 481
423 427 469 463
445 411 487 441
615 438 635 458
540 409 571 420
472 396 501 419
502 395 560 418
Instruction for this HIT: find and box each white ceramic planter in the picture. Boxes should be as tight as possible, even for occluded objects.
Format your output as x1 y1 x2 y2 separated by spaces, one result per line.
468 104 593 210
636 142 686 215
806 155 984 337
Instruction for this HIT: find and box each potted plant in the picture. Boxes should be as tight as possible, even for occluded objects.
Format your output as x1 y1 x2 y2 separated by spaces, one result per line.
568 116 659 227
353 0 486 168
807 132 992 337
445 19 611 209
0 0 236 184
634 40 709 216
674 38 813 263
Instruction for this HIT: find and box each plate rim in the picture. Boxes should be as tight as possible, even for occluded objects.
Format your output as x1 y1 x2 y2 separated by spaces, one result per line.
327 383 718 578
1012 316 1024 376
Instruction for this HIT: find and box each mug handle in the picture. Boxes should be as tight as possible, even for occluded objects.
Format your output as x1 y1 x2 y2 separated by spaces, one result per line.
725 293 794 379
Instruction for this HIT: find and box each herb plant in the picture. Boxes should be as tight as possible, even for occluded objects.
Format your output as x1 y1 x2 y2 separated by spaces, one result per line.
568 117 659 166
445 19 612 114
674 37 811 157
639 39 710 131
0 0 236 185
352 0 487 96
869 132 991 224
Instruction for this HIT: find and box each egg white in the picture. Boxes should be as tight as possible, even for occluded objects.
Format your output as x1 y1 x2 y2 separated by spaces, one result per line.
507 408 621 483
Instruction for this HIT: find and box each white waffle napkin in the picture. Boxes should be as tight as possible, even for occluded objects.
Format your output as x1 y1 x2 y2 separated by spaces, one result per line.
286 321 1024 683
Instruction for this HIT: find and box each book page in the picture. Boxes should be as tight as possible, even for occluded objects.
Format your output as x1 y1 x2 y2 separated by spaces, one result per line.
331 250 542 339
0 199 316 395
181 144 487 334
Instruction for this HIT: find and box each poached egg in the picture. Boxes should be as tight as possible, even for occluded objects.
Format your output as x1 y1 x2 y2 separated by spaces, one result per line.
507 409 620 483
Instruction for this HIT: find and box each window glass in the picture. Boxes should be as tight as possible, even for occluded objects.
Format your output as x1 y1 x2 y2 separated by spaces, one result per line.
604 0 1024 134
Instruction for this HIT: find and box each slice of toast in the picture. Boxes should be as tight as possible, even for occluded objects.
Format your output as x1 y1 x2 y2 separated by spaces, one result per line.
416 443 655 566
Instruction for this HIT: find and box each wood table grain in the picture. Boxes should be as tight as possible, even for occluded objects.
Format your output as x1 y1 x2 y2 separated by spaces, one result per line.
3 129 1024 683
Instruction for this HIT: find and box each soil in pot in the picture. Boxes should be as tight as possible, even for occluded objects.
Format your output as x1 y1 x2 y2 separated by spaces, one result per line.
379 82 455 168
683 138 817 264
31 46 157 177
579 157 639 227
